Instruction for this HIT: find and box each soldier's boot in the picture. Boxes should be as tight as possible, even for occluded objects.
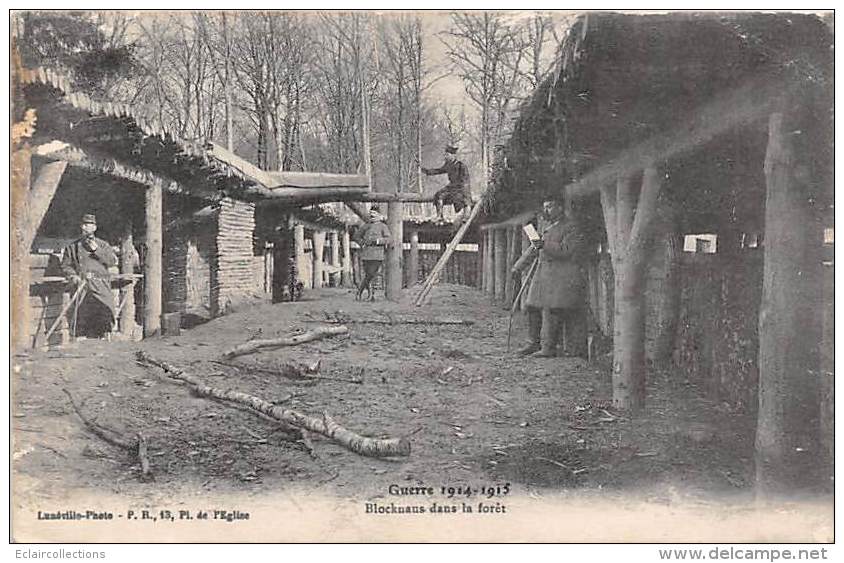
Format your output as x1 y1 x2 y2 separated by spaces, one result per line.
517 308 542 356
538 309 562 357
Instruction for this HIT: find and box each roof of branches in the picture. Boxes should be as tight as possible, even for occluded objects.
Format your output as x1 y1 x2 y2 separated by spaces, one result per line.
19 66 367 216
489 12 833 222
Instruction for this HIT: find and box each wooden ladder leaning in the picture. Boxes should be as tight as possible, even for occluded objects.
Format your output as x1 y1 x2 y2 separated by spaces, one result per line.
413 200 484 306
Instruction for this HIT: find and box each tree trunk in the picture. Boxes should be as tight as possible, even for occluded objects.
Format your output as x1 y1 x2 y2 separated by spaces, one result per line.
144 184 163 337
385 201 404 300
608 168 661 411
755 111 822 494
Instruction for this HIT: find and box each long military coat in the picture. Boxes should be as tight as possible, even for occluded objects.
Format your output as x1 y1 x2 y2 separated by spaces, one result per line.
524 217 589 310
355 220 391 261
60 236 118 316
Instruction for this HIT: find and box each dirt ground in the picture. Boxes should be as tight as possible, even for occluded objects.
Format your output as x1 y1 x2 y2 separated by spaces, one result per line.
11 284 833 542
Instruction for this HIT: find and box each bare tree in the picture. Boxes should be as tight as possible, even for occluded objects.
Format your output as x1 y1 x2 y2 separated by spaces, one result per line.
440 12 529 189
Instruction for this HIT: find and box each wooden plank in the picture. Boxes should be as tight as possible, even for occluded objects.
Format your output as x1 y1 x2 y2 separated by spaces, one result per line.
413 201 484 306
26 160 68 247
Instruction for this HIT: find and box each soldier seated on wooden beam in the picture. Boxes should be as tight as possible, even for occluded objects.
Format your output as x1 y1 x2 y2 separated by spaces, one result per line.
60 213 118 339
422 144 472 225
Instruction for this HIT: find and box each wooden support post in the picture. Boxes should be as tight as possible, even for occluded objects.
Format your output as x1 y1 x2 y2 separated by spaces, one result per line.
519 228 530 309
312 230 325 289
11 143 32 352
602 168 661 411
120 221 138 338
407 228 419 287
263 241 274 294
485 230 494 295
755 112 823 494
494 228 506 302
144 183 163 337
293 224 308 288
650 201 682 368
341 228 353 287
329 230 340 287
504 226 518 306
477 231 485 290
385 201 403 300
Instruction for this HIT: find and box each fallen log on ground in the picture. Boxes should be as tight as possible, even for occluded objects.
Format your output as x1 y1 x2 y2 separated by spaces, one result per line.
308 313 475 326
222 325 349 359
62 388 153 481
212 359 364 385
136 352 410 458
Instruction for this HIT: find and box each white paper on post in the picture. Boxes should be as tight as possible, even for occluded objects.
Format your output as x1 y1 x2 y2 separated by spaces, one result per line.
523 223 541 242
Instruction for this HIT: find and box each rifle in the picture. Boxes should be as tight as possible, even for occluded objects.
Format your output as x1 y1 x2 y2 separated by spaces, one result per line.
506 256 539 353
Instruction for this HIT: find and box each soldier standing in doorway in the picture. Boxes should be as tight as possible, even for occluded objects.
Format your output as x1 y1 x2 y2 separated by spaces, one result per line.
422 145 472 224
512 198 589 357
61 213 118 338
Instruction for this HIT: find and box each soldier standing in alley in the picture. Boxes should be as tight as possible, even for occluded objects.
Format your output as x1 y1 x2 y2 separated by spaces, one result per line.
512 198 589 357
354 207 392 301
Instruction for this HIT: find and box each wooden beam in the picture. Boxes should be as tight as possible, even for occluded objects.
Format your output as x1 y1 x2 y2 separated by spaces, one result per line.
209 142 369 189
385 201 404 301
565 77 797 200
144 183 163 337
345 202 369 222
26 160 67 247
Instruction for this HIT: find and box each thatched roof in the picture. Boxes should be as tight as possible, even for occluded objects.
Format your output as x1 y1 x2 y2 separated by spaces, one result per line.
490 12 833 223
20 66 369 211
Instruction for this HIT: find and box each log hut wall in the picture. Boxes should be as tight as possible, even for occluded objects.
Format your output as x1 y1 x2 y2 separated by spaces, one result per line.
211 197 259 316
402 244 479 287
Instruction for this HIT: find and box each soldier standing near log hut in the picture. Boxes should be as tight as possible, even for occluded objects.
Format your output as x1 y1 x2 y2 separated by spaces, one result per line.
354 208 392 301
422 145 472 224
512 198 589 357
60 213 118 338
